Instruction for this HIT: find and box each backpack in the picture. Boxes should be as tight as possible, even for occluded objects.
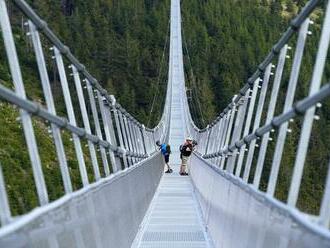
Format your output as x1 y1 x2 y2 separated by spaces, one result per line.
161 144 167 154
166 144 171 154
180 144 192 157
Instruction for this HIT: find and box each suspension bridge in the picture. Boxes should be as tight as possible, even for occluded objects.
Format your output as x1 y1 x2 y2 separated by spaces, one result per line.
0 0 330 247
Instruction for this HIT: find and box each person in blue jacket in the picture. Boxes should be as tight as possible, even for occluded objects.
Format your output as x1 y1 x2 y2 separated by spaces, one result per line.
156 141 173 173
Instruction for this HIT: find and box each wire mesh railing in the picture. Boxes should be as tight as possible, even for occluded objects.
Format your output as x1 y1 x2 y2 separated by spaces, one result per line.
186 0 330 229
2 0 330 246
0 0 170 228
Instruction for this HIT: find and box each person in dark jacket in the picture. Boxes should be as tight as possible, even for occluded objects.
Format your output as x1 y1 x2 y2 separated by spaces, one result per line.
156 141 173 173
179 137 194 176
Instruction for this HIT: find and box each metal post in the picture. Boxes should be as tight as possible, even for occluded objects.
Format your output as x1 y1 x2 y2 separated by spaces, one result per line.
0 0 49 205
85 79 110 178
203 130 209 155
141 125 149 156
214 121 223 155
110 96 128 169
130 121 138 158
126 117 138 163
220 108 237 167
104 98 118 148
220 99 237 169
199 131 205 153
253 19 309 188
209 121 219 155
53 47 89 186
29 21 72 194
287 2 330 205
133 123 142 159
137 125 144 155
208 125 216 155
216 116 228 165
204 125 211 155
152 130 157 151
117 109 132 151
235 78 259 177
144 130 150 155
146 131 152 154
135 124 143 161
214 118 225 164
136 125 144 156
149 131 153 153
97 92 118 173
73 70 101 181
319 159 330 227
216 113 230 166
127 117 137 163
227 94 248 173
207 123 214 156
243 64 273 182
124 115 139 163
0 165 11 225
120 112 133 166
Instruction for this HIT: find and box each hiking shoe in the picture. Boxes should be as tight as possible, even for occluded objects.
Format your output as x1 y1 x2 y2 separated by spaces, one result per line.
165 170 171 173
183 172 189 176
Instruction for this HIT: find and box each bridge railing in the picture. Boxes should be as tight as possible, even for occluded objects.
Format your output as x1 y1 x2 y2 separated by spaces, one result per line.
187 0 330 229
0 0 168 228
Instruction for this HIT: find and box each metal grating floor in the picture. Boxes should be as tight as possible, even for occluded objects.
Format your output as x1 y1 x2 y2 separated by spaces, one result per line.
132 165 213 248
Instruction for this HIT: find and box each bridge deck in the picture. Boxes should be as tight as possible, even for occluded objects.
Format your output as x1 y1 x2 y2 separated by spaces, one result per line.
132 164 212 248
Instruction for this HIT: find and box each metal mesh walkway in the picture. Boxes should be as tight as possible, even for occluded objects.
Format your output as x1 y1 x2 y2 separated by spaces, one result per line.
132 164 212 248
1 0 330 247
130 0 212 245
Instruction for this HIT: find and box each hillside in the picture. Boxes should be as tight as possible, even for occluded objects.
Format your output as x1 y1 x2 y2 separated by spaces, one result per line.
0 0 328 216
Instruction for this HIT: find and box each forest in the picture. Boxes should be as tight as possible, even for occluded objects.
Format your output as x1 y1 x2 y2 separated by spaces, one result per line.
1 0 329 218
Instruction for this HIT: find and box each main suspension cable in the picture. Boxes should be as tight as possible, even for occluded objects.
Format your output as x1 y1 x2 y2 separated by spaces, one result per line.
147 21 170 127
182 25 206 126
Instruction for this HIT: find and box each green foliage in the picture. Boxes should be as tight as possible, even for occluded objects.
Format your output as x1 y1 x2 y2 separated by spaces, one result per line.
0 0 327 217
181 0 329 215
181 0 290 125
0 0 170 216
